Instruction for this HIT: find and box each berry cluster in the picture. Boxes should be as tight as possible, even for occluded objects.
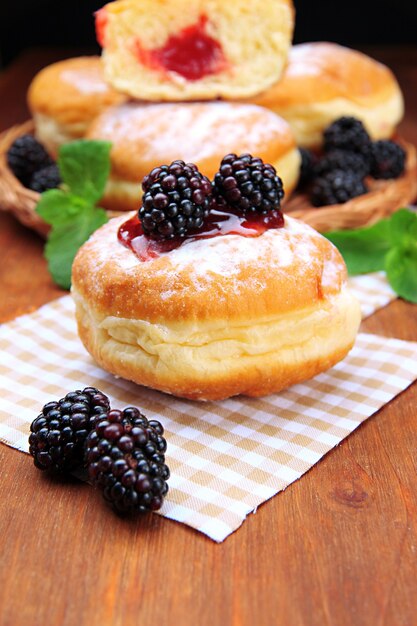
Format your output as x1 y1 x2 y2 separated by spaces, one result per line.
29 387 110 472
138 154 285 241
213 153 284 215
7 134 61 192
29 387 170 515
139 160 212 240
298 117 407 206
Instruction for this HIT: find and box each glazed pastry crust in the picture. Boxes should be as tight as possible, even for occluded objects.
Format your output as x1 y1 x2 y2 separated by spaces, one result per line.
86 101 301 210
248 42 404 148
98 0 294 101
31 113 91 157
72 214 347 322
28 56 126 125
71 215 361 400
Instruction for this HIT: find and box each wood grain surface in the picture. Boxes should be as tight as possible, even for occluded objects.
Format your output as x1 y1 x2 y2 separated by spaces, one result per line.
0 48 416 626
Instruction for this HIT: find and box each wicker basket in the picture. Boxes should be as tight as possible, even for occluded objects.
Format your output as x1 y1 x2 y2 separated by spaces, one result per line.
0 121 50 237
0 121 125 237
1 120 417 237
284 137 417 231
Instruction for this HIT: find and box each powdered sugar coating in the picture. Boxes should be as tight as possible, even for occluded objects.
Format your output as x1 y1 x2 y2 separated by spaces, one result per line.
95 101 290 162
72 213 347 324
91 215 322 277
61 68 109 94
163 216 310 277
87 101 296 183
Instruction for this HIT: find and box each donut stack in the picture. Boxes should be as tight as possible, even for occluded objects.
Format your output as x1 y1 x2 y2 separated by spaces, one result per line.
27 0 298 211
25 0 406 214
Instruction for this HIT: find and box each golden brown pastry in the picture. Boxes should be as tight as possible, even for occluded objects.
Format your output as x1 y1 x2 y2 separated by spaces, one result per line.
27 56 127 156
95 0 294 101
86 101 301 212
248 42 404 148
72 212 361 401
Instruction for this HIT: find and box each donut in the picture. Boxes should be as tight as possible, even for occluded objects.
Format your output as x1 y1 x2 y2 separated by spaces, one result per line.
95 0 294 101
27 56 127 156
71 210 361 401
86 101 301 212
248 42 404 148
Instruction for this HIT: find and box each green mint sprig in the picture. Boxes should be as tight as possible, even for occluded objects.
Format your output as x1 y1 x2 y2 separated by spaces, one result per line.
324 208 417 303
36 139 112 290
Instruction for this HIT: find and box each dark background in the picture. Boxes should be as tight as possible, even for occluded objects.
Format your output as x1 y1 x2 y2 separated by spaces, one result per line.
0 0 416 69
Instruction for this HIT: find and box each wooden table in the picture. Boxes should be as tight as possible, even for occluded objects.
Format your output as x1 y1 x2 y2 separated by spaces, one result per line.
1 48 417 626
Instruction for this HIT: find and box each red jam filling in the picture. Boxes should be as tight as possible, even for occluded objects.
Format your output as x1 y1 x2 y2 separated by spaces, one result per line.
118 209 285 262
134 15 227 81
95 8 108 48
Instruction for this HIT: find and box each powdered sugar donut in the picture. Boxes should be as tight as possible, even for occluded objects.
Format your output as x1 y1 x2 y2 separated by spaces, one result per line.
71 212 361 401
86 101 301 212
27 56 127 156
248 42 404 148
96 0 294 101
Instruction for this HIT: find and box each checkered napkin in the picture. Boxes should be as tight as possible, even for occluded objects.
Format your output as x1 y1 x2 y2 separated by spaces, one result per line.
348 272 396 318
1 289 416 542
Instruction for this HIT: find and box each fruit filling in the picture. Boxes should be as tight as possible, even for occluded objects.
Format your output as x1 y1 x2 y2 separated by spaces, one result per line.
118 155 285 262
134 16 226 81
118 208 284 262
95 8 108 48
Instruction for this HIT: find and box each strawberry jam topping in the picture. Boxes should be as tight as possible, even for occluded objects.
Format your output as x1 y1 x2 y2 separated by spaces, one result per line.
118 208 285 262
95 8 108 48
134 16 226 81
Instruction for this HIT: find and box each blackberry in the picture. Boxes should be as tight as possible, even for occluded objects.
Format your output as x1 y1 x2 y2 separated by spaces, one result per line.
29 163 61 193
314 149 370 179
311 170 368 207
29 387 110 472
323 117 372 159
85 407 170 514
213 153 284 214
139 160 212 240
297 148 317 189
370 140 406 179
7 134 53 186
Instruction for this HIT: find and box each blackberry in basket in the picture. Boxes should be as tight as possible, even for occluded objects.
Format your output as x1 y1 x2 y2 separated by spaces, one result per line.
297 147 317 190
370 140 406 179
29 163 61 193
314 149 370 179
311 169 368 207
7 134 53 186
323 117 372 160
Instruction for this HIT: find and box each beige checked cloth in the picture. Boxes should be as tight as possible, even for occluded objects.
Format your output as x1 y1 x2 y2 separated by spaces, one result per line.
348 272 396 318
0 276 415 542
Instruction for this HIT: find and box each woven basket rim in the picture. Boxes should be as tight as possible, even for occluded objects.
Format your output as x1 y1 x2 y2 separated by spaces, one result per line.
1 120 417 237
0 120 128 237
284 136 417 231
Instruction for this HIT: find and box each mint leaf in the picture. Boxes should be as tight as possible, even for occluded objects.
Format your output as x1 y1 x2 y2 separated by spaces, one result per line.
44 205 108 290
58 140 112 203
387 208 417 247
35 138 112 289
385 241 417 304
324 219 391 275
36 189 90 226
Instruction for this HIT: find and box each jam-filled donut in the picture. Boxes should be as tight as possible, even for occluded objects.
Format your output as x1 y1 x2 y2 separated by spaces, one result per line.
86 101 301 212
248 43 404 148
95 0 294 101
27 56 127 156
72 156 360 401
